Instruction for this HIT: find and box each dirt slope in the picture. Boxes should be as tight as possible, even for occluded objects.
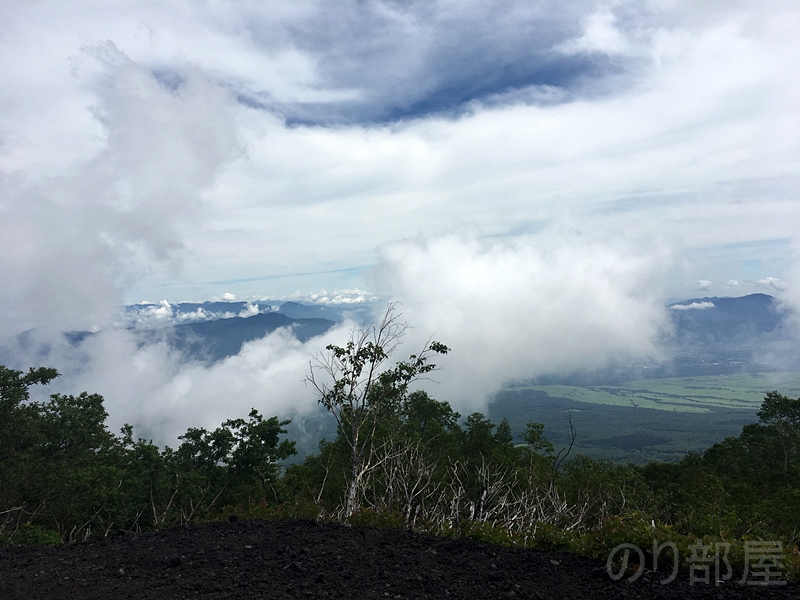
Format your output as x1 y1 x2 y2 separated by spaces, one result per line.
0 519 796 599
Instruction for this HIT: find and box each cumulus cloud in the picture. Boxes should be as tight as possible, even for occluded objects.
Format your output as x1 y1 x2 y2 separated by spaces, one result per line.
7 321 352 447
696 280 713 291
4 1 800 307
0 41 240 337
758 277 787 291
130 301 176 325
113 327 340 444
238 303 261 318
13 228 673 444
778 244 800 337
373 231 671 413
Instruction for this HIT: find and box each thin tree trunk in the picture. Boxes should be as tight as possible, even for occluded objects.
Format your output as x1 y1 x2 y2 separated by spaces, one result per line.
345 447 361 517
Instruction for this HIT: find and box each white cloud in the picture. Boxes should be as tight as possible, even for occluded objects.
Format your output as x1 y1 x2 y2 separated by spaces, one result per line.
669 301 715 311
558 7 631 56
15 322 355 447
238 303 261 318
307 288 379 305
758 277 786 291
4 228 672 441
3 1 799 311
146 301 173 319
221 292 237 301
0 40 240 337
373 231 671 413
696 280 713 291
175 308 211 322
779 242 800 339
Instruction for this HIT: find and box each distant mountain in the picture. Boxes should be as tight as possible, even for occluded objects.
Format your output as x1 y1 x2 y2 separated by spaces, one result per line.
129 300 378 363
166 301 254 314
169 313 336 362
658 293 794 378
277 301 344 320
277 301 375 323
668 293 785 343
125 299 375 326
0 305 337 367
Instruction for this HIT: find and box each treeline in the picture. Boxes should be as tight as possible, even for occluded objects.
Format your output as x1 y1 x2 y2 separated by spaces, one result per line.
0 365 295 543
1 310 800 578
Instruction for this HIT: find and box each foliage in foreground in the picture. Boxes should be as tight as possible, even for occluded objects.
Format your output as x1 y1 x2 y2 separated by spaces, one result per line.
2 361 800 579
0 365 295 542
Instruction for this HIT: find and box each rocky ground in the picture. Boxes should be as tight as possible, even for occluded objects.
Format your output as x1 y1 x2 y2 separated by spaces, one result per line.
0 519 797 599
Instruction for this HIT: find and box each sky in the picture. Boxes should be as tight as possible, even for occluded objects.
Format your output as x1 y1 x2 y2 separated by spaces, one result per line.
1 1 799 443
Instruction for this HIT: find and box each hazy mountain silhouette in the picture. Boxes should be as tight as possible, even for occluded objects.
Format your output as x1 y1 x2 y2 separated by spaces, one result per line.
2 295 794 376
170 312 335 362
668 293 785 343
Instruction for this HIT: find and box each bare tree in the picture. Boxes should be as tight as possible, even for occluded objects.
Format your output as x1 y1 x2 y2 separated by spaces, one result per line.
361 435 442 528
306 304 448 517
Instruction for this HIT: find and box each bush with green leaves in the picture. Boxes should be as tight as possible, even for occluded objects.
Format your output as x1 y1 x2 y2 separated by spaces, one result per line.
0 364 295 541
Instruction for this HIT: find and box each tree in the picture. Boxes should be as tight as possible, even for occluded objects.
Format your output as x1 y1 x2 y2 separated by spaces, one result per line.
1 367 130 541
306 304 448 517
0 366 59 463
2 362 299 538
523 421 555 457
400 390 460 441
0 366 59 537
757 391 800 479
171 410 296 523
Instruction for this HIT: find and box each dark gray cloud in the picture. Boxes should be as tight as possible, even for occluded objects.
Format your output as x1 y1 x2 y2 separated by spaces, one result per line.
230 0 634 125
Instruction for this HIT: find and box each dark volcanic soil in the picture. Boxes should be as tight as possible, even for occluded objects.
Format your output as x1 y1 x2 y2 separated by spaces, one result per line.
0 519 796 599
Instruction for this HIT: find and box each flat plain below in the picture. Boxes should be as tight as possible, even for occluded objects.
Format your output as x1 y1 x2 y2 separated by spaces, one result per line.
491 372 800 464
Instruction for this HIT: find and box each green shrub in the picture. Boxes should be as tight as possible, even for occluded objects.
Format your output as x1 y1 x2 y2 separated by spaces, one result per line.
6 523 62 546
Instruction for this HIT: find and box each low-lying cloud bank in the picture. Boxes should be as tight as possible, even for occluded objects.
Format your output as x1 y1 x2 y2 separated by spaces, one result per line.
374 232 672 412
67 324 354 445
2 230 674 447
4 321 356 447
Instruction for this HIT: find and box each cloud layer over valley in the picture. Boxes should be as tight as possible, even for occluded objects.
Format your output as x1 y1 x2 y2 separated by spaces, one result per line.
375 232 671 409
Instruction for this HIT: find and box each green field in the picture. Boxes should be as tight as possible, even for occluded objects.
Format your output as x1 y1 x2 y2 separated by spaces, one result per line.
503 372 800 413
490 372 800 464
